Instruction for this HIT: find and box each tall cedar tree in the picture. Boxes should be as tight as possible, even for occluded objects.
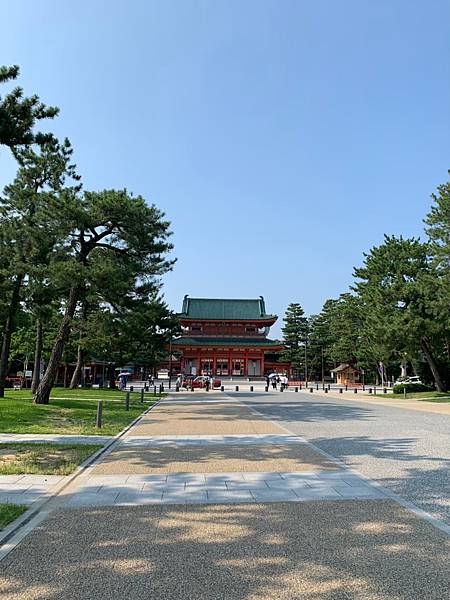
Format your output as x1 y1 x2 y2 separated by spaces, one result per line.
33 189 175 404
281 303 308 378
0 65 58 153
0 138 79 396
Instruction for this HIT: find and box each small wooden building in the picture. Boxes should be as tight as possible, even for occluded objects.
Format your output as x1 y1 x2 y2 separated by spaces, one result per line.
331 364 361 385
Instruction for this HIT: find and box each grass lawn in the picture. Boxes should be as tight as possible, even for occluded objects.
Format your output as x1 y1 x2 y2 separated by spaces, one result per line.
0 443 104 475
0 504 27 530
390 391 450 402
0 388 160 435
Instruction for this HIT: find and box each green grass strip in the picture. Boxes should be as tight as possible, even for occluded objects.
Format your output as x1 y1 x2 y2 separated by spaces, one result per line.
0 443 104 475
0 504 28 530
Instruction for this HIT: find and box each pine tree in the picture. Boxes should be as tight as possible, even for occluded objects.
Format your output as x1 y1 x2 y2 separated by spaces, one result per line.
0 65 58 153
33 189 175 404
0 138 79 396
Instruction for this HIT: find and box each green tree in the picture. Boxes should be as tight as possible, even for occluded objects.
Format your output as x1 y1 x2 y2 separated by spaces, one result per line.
281 303 308 379
0 65 58 153
353 235 446 391
0 138 79 396
33 189 175 404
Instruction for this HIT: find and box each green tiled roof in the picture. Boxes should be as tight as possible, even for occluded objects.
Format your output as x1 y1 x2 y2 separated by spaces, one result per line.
180 296 276 321
172 337 282 347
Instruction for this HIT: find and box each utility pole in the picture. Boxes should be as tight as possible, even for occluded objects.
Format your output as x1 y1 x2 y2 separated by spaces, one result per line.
168 338 173 390
304 338 308 384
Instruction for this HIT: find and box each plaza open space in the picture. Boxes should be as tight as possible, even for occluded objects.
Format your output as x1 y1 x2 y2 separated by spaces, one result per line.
1 388 449 599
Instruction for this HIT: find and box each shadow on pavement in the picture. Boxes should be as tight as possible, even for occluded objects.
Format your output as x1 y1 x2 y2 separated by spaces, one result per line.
1 500 449 600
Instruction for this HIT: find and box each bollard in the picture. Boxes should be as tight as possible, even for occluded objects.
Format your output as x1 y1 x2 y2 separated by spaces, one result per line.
339 388 343 394
191 386 194 392
309 387 313 393
362 385 365 391
125 392 130 411
130 385 134 392
383 388 387 394
96 400 103 428
250 385 254 392
140 388 144 403
221 385 224 392
369 388 372 394
328 384 331 391
175 384 180 392
299 384 302 390
403 387 406 399
153 386 157 397
324 388 328 393
316 384 319 391
345 385 348 391
161 384 165 393
265 386 269 392
295 387 298 393
144 385 149 392
235 385 239 392
354 388 357 394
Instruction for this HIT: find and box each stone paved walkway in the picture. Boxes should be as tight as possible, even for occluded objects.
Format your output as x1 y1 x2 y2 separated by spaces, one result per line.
0 433 113 444
61 395 388 507
0 474 67 505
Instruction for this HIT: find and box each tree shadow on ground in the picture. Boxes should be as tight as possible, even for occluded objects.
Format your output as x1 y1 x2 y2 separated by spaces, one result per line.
1 500 449 600
237 397 375 423
92 442 339 474
308 435 450 524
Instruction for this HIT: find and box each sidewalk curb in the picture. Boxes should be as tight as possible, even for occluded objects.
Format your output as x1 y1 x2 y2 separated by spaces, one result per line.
0 396 165 561
233 393 450 538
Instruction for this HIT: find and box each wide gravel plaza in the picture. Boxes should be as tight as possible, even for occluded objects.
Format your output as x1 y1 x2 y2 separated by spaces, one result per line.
1 388 449 600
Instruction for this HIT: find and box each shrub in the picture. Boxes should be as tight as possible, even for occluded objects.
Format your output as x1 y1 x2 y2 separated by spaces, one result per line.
393 383 433 394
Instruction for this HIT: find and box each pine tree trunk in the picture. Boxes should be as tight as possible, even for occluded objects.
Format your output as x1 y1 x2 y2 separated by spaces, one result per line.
0 275 23 398
31 319 43 394
108 363 117 389
420 336 446 392
70 343 85 389
34 287 79 404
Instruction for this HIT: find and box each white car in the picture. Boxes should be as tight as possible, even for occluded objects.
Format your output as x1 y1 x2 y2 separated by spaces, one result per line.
395 376 422 385
157 369 169 380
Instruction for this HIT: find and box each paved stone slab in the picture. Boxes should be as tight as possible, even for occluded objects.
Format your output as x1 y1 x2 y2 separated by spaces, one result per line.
0 474 69 506
1 501 449 599
91 443 340 475
64 470 385 506
121 433 303 446
0 434 113 444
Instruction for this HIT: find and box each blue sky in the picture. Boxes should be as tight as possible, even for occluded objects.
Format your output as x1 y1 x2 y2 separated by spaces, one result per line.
1 0 449 336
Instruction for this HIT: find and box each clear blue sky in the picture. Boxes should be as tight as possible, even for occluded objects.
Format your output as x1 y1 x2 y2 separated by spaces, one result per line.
1 0 449 336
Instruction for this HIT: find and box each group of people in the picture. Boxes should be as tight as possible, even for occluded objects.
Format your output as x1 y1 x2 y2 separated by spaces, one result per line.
266 372 289 391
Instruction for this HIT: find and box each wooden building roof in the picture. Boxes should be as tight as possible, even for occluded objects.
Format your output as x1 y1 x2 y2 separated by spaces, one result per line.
180 296 277 322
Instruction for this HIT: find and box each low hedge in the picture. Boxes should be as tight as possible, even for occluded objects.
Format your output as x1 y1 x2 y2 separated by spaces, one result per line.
393 383 434 394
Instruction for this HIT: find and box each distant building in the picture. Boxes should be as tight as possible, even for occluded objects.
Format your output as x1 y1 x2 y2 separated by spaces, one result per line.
172 296 289 377
331 364 361 385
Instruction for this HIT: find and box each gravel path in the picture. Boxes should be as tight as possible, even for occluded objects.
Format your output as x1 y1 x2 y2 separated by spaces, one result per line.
239 392 450 525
